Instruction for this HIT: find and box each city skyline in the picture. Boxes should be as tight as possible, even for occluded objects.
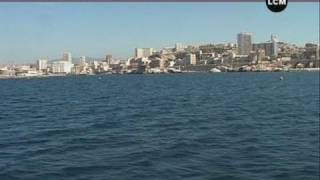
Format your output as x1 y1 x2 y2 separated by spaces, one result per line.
0 3 319 63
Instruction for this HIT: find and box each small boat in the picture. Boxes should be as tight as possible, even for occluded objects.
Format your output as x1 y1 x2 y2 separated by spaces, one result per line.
167 68 182 73
210 68 221 73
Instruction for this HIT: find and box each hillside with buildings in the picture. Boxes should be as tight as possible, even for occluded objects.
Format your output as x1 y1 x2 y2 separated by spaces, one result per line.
1 33 319 78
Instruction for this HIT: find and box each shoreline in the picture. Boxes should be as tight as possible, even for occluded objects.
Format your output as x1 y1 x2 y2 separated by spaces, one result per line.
0 68 319 80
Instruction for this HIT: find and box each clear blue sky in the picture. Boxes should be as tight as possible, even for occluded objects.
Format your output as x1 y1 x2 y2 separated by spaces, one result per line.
0 3 318 64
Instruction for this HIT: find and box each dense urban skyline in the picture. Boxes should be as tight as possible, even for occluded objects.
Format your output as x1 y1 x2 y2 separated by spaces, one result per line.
0 3 319 64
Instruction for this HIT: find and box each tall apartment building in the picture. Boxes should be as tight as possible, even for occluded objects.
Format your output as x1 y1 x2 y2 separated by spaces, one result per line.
237 33 252 55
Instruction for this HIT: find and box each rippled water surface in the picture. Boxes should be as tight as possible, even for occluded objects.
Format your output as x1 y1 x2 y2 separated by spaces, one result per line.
0 72 319 180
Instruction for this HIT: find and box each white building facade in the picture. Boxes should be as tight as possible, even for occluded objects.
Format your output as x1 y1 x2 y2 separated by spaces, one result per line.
52 61 74 74
37 59 48 71
135 48 153 58
186 54 197 65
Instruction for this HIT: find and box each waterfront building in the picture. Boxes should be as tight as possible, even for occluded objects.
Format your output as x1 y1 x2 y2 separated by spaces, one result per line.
233 55 251 67
147 58 160 69
160 58 166 70
92 61 99 70
257 49 266 63
63 52 72 62
271 35 278 57
128 58 146 73
80 56 86 65
186 53 197 65
253 35 279 58
135 48 153 58
0 67 15 76
72 64 82 74
252 43 272 57
52 61 74 74
305 43 319 60
237 32 252 55
304 43 320 67
16 65 31 72
105 54 112 64
37 59 47 71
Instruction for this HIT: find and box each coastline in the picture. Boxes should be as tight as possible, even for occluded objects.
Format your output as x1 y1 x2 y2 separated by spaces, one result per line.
0 68 319 80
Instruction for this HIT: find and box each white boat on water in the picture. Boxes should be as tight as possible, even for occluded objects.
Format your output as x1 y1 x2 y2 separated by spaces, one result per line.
210 68 221 73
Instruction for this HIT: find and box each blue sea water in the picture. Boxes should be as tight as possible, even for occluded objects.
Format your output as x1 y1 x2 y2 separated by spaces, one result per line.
0 72 319 180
